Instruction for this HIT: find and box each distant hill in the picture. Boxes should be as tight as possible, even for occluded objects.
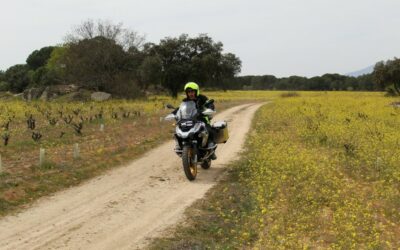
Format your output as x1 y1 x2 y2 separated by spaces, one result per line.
346 65 374 77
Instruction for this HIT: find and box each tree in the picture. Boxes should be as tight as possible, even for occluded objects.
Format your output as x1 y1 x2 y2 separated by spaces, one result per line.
0 70 10 91
0 81 10 91
148 35 192 97
43 46 69 85
26 46 55 70
61 36 132 91
57 19 148 98
30 66 60 86
65 19 145 51
138 55 162 89
0 70 5 81
373 58 400 95
217 53 242 90
356 73 378 91
5 64 31 92
143 34 241 97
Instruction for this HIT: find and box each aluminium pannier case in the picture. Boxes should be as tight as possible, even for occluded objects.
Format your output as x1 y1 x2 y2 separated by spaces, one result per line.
212 121 229 144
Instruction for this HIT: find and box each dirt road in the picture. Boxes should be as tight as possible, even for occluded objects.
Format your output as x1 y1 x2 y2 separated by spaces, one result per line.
0 103 264 250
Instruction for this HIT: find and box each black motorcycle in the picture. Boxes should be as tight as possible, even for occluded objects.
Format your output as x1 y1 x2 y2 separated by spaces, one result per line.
165 100 229 181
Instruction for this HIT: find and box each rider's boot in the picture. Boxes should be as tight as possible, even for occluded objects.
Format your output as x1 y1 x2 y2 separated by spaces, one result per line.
208 141 217 160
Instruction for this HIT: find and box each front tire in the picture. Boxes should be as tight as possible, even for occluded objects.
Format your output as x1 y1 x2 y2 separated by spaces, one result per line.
182 145 197 181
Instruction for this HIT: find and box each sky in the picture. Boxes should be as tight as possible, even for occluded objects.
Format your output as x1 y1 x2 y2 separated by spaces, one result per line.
0 0 399 77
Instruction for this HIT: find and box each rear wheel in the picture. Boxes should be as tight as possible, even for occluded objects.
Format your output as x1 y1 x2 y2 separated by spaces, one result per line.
182 145 197 181
201 159 211 169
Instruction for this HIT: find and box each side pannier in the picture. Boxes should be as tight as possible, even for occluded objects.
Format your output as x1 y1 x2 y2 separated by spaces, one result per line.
212 121 229 144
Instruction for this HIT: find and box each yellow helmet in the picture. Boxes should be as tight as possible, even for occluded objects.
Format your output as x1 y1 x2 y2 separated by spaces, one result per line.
184 82 200 96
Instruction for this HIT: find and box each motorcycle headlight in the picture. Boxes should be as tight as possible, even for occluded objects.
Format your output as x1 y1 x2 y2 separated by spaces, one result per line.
187 121 194 126
180 121 194 128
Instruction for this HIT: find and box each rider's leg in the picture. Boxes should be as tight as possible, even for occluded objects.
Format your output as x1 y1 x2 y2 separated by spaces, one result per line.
206 124 217 160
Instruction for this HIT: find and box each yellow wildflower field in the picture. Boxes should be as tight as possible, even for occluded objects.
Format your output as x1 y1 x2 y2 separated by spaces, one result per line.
244 92 400 248
150 91 400 249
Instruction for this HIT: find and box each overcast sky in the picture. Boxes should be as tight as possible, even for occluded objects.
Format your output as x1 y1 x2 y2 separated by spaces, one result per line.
1 0 399 77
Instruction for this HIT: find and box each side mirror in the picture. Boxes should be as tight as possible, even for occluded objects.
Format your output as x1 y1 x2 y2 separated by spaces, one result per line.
166 104 175 109
202 108 216 116
205 99 214 106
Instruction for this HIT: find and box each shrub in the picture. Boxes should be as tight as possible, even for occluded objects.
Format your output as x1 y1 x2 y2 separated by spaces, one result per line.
280 91 300 98
0 81 10 91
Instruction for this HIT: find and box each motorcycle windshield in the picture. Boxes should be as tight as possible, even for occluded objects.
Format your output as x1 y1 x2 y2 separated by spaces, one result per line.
177 101 197 121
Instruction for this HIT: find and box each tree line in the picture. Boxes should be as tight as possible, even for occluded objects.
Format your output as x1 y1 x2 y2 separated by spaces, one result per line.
0 19 398 98
0 20 241 98
229 73 382 91
230 59 400 93
373 58 400 96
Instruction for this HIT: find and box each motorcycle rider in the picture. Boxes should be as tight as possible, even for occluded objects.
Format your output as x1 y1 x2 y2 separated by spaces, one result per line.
176 82 217 160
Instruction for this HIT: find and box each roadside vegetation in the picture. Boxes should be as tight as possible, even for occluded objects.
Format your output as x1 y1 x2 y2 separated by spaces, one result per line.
149 91 400 249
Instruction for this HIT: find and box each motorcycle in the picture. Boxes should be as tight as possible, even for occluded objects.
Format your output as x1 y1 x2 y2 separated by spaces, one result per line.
165 99 229 181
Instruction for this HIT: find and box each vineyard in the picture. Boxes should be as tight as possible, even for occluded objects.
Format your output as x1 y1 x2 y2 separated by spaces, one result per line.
0 96 171 215
0 91 271 216
150 91 400 249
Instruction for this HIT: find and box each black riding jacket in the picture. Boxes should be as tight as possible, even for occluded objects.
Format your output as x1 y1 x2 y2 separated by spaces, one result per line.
180 94 215 124
183 94 214 109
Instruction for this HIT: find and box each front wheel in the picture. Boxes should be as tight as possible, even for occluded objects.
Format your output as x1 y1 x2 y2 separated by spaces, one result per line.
182 145 197 181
